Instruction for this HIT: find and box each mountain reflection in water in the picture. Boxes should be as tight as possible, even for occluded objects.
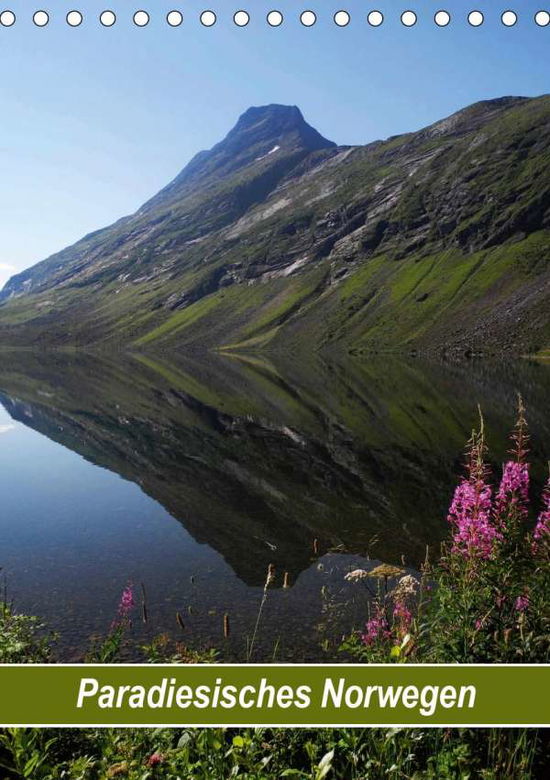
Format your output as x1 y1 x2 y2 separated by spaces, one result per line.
0 351 549 660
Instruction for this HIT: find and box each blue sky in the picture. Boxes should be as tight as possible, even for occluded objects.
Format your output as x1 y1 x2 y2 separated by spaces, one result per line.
0 1 549 287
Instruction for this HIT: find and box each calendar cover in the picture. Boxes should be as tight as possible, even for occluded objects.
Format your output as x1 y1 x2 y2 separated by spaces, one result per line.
0 4 549 778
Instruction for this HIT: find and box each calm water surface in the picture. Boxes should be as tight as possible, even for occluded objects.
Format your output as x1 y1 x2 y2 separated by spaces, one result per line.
0 352 549 660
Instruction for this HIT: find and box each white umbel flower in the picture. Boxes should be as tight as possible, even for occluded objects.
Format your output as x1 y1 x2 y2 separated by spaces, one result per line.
344 569 369 582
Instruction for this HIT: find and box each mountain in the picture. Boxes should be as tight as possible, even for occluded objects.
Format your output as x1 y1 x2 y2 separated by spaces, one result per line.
1 97 549 354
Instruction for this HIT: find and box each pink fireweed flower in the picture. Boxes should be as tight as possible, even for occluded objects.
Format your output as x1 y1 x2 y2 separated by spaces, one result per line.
448 423 502 560
361 606 390 646
494 460 530 525
393 599 412 636
110 584 135 631
448 479 500 560
510 395 529 463
118 584 135 617
147 753 165 767
532 477 550 554
514 594 530 613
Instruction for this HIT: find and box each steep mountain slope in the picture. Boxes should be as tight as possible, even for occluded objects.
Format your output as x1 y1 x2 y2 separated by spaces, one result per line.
1 97 549 354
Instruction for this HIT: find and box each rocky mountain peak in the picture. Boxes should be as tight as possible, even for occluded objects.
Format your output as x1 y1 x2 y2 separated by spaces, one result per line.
145 105 336 207
233 103 304 130
229 103 334 150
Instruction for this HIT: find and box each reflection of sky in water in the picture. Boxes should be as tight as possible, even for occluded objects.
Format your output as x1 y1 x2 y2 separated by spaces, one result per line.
0 404 366 661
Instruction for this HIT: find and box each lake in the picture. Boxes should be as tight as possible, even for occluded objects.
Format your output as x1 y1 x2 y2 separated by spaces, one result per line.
1 351 549 661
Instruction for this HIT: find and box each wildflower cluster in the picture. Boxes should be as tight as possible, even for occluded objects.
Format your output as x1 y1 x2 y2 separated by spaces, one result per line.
361 605 390 646
343 400 550 665
341 569 421 661
392 599 413 638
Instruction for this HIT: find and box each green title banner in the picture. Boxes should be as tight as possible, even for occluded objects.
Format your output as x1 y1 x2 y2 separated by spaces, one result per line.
0 664 548 726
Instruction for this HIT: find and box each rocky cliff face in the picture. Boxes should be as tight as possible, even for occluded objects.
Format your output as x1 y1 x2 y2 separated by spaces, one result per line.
1 97 549 354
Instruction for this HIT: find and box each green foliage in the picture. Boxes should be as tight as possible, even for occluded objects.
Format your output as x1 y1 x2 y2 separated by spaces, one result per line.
0 602 52 663
0 726 546 779
140 634 218 665
0 729 57 779
86 625 127 664
419 539 549 664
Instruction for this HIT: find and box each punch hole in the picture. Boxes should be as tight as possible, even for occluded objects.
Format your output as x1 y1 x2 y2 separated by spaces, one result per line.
100 10 116 26
501 10 517 26
166 10 182 26
234 10 250 27
200 10 216 26
133 10 149 26
0 9 15 26
300 10 316 27
367 10 384 27
535 10 550 26
334 10 350 27
267 10 283 26
434 10 451 27
468 10 484 26
33 10 49 26
401 10 417 27
66 10 83 26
